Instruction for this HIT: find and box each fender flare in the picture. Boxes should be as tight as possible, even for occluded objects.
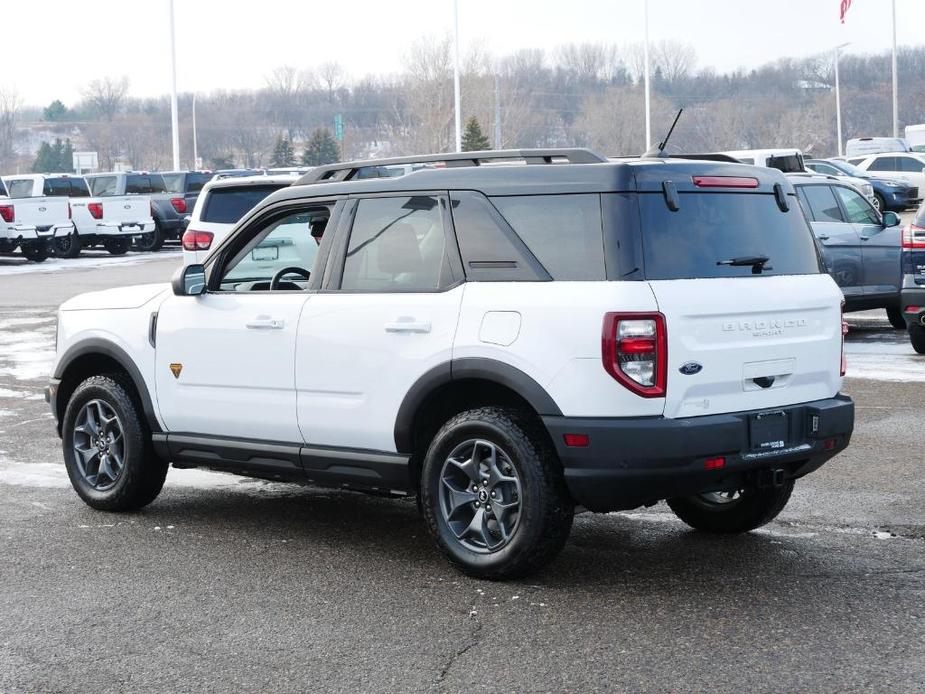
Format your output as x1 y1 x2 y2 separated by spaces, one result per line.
393 357 562 453
54 338 162 433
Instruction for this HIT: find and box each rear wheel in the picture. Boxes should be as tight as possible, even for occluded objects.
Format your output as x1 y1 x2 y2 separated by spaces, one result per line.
103 237 129 255
667 480 795 533
53 231 81 258
62 374 168 511
887 306 907 330
133 222 163 252
909 324 925 355
20 242 48 262
420 407 573 580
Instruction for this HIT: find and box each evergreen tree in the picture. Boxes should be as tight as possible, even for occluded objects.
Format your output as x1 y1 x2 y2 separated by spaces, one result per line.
43 100 69 122
32 142 56 172
461 116 491 152
302 128 340 166
270 134 295 167
31 138 75 173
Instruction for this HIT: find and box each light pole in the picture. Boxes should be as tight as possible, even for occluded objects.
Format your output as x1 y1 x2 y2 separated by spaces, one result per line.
891 0 898 138
168 0 180 169
643 0 651 150
192 92 198 169
453 0 462 152
834 42 850 157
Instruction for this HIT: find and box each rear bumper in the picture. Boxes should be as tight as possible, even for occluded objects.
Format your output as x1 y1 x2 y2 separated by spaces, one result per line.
93 220 156 237
544 395 854 512
901 286 925 327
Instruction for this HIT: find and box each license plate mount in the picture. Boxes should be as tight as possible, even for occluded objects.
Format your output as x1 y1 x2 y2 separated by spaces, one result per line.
749 410 789 452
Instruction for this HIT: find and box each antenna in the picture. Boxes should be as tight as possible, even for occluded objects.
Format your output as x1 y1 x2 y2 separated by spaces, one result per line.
642 108 684 158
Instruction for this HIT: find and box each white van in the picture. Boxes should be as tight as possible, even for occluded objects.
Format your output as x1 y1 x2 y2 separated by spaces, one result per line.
904 125 925 153
845 137 911 158
722 149 806 173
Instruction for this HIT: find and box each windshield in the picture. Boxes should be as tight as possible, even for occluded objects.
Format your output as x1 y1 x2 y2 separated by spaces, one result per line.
828 160 868 178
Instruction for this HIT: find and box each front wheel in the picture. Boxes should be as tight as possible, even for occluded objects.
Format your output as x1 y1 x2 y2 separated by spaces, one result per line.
103 237 129 255
909 323 925 355
872 193 885 213
133 222 163 252
667 480 795 534
62 374 168 511
420 407 574 580
53 231 81 258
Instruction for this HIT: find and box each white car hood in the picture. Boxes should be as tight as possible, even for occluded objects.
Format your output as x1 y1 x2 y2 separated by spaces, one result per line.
60 283 170 311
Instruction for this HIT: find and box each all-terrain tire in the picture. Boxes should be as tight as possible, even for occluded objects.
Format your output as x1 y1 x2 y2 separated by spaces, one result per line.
53 231 81 258
104 237 129 255
886 306 907 330
420 406 574 580
909 323 925 355
667 480 795 534
62 374 168 511
20 243 49 262
133 221 163 252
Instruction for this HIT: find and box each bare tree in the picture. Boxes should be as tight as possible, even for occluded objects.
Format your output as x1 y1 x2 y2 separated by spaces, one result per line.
264 66 308 138
652 40 697 83
0 89 21 171
396 35 455 153
81 76 130 121
556 43 617 83
318 62 346 101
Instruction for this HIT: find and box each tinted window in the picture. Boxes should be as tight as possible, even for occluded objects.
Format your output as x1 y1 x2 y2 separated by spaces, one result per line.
6 179 33 198
898 156 925 172
125 175 150 194
637 192 820 280
187 174 212 193
341 196 449 292
42 178 70 197
89 176 117 196
767 154 804 173
867 157 897 172
736 157 755 165
449 191 546 281
68 178 91 198
800 185 844 223
833 186 879 225
491 194 605 280
161 174 183 193
200 185 286 224
148 175 168 193
808 162 840 176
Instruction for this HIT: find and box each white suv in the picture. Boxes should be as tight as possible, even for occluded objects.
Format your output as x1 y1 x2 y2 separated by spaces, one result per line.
46 149 855 579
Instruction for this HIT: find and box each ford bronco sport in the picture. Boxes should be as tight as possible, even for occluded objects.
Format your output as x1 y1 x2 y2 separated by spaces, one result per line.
47 149 854 579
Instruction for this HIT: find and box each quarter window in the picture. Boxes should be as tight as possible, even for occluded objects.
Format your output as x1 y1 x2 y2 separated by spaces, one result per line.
867 157 896 172
340 196 450 292
898 156 925 172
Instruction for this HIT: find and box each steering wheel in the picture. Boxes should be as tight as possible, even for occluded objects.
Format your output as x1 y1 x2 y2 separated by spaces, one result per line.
269 266 311 290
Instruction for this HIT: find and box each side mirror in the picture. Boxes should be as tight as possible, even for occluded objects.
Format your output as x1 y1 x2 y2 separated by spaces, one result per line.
172 263 206 296
882 211 901 228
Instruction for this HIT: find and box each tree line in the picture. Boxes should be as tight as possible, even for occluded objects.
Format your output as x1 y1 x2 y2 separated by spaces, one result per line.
7 40 925 173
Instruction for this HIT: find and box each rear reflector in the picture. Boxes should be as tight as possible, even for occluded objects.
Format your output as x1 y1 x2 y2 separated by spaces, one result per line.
692 175 759 189
563 433 589 448
602 312 667 398
902 224 925 249
0 204 14 223
824 438 837 451
182 229 214 251
840 301 848 377
170 197 187 214
704 456 725 470
87 202 103 219
905 305 922 314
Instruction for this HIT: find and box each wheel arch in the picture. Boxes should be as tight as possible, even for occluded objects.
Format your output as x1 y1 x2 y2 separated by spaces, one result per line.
54 339 161 436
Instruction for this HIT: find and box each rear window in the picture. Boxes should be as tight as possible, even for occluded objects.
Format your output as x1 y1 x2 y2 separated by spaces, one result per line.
42 178 70 197
766 154 804 173
161 174 183 193
88 176 117 196
68 178 91 198
126 175 168 194
637 192 821 280
200 185 286 224
6 179 33 198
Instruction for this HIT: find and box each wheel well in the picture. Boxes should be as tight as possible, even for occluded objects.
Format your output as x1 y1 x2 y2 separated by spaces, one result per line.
406 378 545 492
56 354 135 432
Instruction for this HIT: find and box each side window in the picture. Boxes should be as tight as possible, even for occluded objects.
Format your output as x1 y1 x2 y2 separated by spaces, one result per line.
867 157 896 172
833 186 880 225
737 157 755 165
812 163 839 176
6 179 33 198
219 206 331 292
125 175 150 194
340 195 450 292
800 185 844 223
491 194 606 280
898 156 925 173
89 176 117 196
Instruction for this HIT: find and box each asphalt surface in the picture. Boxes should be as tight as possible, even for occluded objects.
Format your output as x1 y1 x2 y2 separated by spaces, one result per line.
0 248 923 693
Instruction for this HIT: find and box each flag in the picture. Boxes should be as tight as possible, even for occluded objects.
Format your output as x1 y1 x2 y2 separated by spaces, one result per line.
840 0 852 23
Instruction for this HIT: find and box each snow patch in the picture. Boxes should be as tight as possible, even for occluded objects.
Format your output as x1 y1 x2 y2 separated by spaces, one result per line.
0 250 181 277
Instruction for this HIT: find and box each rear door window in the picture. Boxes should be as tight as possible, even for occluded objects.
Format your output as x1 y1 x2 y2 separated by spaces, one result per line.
490 194 605 280
800 185 845 223
200 185 287 224
867 157 897 172
637 192 820 280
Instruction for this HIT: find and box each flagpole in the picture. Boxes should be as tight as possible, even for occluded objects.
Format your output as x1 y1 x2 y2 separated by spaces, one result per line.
891 0 898 138
835 43 849 157
168 0 180 170
643 0 651 150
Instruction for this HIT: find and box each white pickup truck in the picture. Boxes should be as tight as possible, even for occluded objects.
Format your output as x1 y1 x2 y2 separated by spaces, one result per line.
0 178 73 262
3 174 154 258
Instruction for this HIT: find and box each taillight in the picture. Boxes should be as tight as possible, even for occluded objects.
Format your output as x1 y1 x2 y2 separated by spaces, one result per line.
902 223 925 249
170 197 187 213
67 202 72 219
150 200 155 216
87 202 103 219
181 229 213 251
692 175 759 188
602 312 667 397
0 204 14 223
840 301 848 377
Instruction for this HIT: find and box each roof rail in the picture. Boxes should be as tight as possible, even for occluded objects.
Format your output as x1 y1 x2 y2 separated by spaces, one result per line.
295 148 607 185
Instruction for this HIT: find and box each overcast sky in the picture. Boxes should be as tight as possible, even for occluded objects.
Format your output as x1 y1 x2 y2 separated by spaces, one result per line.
8 0 924 107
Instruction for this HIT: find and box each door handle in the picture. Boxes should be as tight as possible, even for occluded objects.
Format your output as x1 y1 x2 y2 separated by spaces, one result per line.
384 318 432 333
860 235 870 241
246 317 285 329
816 235 830 241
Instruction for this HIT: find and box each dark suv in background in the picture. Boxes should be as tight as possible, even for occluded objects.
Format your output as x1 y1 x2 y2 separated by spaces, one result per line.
901 205 925 353
161 171 214 219
85 172 189 252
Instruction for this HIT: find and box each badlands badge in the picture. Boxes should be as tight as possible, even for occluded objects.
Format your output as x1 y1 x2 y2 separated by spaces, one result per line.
169 363 183 379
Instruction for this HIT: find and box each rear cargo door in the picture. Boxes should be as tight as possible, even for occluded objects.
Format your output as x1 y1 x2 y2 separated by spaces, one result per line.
101 195 152 231
636 184 843 419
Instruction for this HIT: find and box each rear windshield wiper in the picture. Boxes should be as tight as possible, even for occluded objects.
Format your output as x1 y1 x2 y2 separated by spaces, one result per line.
716 255 771 274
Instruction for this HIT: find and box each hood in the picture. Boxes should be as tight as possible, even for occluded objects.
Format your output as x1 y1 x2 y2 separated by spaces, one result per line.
60 283 169 311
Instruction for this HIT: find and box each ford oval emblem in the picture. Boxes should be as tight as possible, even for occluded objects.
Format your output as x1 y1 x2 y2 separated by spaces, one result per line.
124 204 131 209
679 361 703 375
38 206 46 212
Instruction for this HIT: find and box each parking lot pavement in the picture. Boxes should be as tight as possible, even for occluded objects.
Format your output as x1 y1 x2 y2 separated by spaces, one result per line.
1 262 923 692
